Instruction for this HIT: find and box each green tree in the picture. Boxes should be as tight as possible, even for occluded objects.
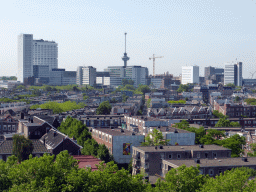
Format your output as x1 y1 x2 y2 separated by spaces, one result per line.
81 138 99 156
122 79 134 86
141 129 170 146
146 98 151 108
201 167 256 192
12 134 33 163
221 134 245 157
136 85 150 95
97 144 113 162
96 101 112 115
225 83 236 88
177 84 189 93
122 94 129 103
234 96 240 102
212 110 225 118
155 165 209 192
174 120 190 129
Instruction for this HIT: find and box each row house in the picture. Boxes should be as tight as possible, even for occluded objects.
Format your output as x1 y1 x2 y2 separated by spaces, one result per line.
214 101 256 119
148 106 212 119
0 115 18 140
124 115 169 133
79 115 123 128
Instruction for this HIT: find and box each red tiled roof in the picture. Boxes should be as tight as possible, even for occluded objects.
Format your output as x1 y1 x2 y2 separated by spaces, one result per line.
72 155 102 171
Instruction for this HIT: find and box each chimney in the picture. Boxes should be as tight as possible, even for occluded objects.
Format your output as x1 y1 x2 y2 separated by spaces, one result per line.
53 131 57 137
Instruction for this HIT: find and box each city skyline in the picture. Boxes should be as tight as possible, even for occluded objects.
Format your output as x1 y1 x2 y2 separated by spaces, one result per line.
1 0 256 78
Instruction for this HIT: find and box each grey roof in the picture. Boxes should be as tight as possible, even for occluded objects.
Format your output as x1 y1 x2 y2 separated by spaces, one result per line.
40 129 83 149
0 139 50 154
163 157 256 167
134 145 231 153
93 128 140 136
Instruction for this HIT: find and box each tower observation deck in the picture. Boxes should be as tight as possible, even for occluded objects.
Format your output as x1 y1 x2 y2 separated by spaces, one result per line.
122 33 130 68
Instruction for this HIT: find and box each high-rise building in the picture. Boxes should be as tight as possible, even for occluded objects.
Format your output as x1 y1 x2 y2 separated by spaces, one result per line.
125 66 148 86
181 66 199 84
224 62 242 86
76 66 96 86
204 66 224 80
104 66 148 87
32 39 58 71
18 34 33 83
18 34 58 83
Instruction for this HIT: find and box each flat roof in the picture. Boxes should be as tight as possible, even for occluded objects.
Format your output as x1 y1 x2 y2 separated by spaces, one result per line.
92 128 141 136
134 145 231 153
163 157 256 167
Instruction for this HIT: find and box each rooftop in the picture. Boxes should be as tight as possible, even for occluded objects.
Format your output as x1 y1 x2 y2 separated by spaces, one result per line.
72 155 102 171
134 145 231 153
163 157 256 167
93 128 140 136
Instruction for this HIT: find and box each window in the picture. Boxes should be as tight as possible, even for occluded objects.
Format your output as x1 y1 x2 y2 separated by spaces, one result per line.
160 163 163 169
209 169 214 176
145 154 149 160
177 154 181 159
145 163 149 169
218 169 222 174
3 125 6 130
102 135 104 140
165 164 167 170
199 169 203 175
106 136 108 142
197 153 200 158
160 153 164 159
99 134 101 138
12 125 15 131
109 137 112 143
213 153 217 158
0 125 1 130
168 154 172 159
205 153 208 158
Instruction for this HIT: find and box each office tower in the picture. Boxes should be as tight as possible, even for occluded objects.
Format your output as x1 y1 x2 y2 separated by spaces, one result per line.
18 34 58 83
224 62 242 86
76 66 96 86
104 66 148 87
204 66 224 80
18 34 33 83
125 66 148 86
33 39 58 71
96 72 110 86
76 66 83 85
182 66 199 84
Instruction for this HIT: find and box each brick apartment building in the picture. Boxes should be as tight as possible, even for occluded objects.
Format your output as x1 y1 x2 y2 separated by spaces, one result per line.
91 128 144 164
162 157 256 177
214 102 256 119
132 145 231 179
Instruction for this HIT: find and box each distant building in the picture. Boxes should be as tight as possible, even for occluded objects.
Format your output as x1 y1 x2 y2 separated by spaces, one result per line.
76 66 96 86
18 34 33 83
17 34 58 83
182 66 199 84
96 72 110 86
104 66 148 87
224 62 242 86
205 66 224 80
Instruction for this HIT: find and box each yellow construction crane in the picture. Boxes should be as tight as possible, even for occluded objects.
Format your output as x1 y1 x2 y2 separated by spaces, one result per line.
149 54 164 77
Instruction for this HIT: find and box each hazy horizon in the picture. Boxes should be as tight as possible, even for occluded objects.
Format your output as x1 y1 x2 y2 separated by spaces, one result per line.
1 0 256 78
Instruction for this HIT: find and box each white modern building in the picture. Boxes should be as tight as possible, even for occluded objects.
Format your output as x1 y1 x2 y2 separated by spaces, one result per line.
224 62 242 86
181 66 199 84
104 66 148 87
32 39 58 71
76 66 96 86
18 34 33 83
18 34 58 83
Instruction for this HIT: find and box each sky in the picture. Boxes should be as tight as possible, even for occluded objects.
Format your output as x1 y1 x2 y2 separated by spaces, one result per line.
1 0 256 78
